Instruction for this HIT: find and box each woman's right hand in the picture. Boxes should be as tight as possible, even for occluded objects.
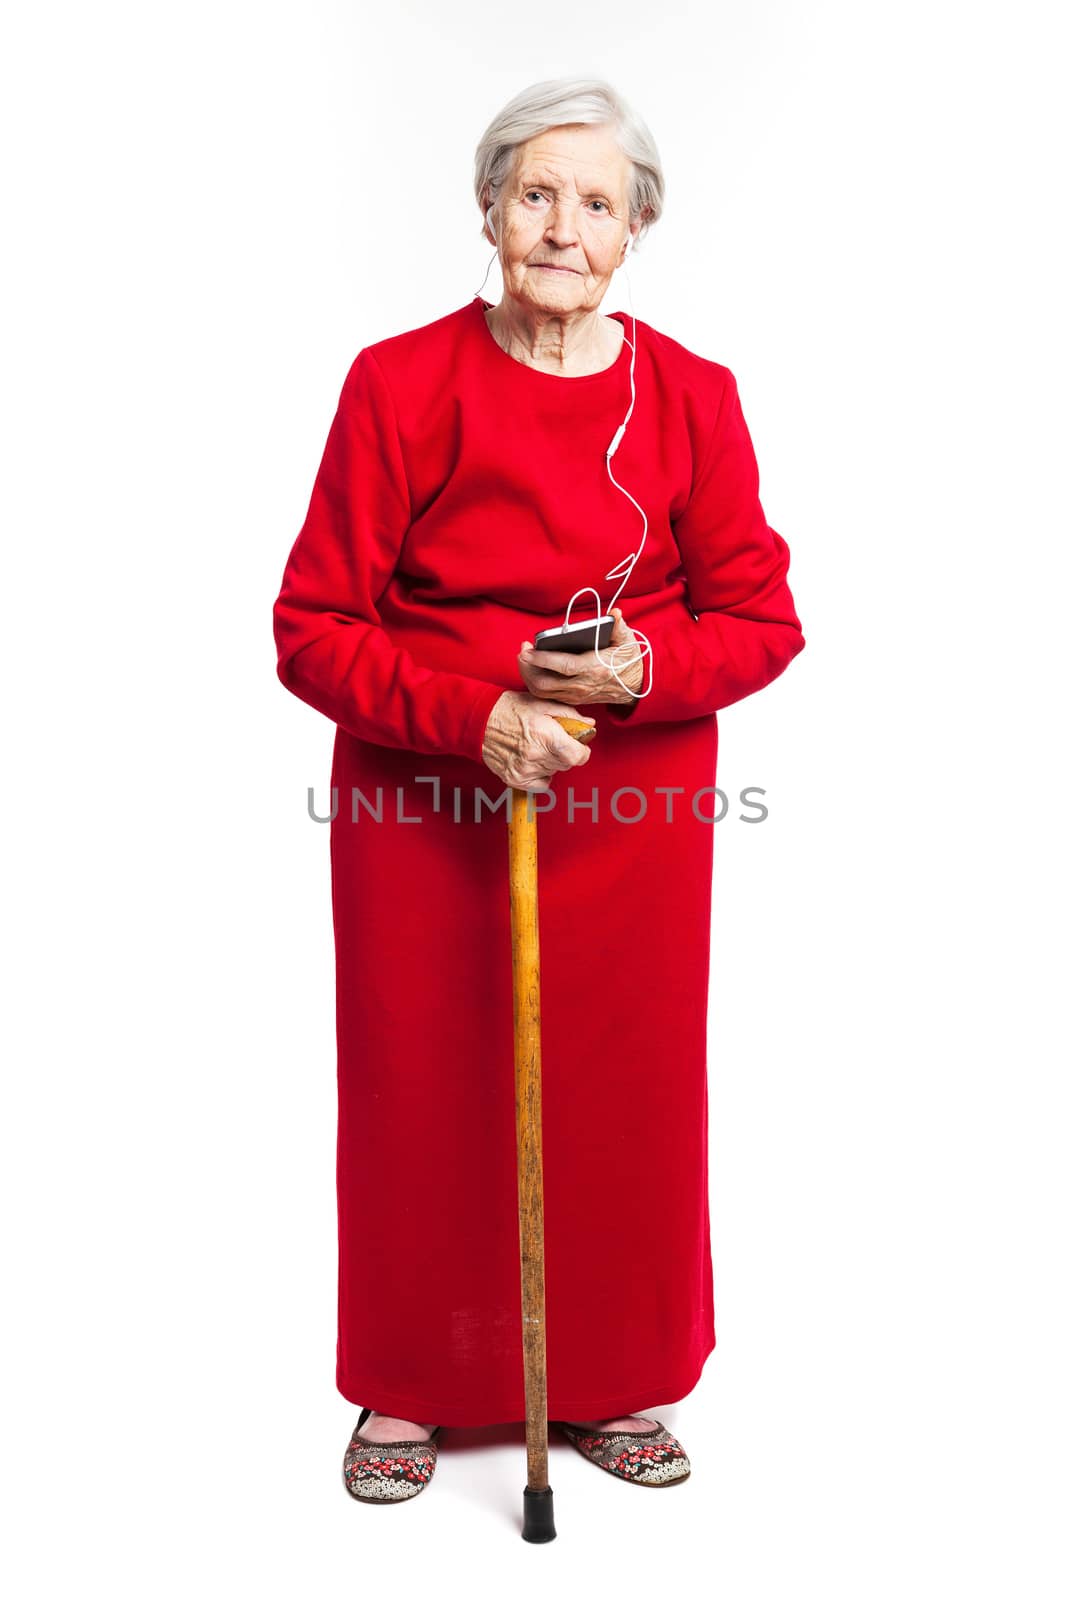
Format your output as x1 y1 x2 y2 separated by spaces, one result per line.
481 691 596 793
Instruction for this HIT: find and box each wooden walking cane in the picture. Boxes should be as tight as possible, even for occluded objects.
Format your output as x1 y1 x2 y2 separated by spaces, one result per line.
509 714 597 1544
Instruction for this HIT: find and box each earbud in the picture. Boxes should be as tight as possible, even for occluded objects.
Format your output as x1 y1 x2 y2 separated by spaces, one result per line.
470 218 653 702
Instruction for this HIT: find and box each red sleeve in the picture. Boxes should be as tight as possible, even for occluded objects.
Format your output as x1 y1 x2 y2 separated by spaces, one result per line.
601 368 805 726
273 349 503 760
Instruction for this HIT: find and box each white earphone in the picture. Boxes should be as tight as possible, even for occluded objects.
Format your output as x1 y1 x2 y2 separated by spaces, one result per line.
476 216 654 702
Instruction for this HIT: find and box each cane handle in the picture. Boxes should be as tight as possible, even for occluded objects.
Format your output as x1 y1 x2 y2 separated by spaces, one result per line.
546 714 597 745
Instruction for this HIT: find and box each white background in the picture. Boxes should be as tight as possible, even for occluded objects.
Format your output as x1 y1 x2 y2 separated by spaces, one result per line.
3 1 1064 1594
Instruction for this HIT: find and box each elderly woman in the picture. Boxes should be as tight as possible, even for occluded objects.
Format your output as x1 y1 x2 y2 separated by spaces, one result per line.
273 76 805 1504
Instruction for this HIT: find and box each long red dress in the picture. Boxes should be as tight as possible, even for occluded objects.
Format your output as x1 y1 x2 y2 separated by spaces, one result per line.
273 295 805 1426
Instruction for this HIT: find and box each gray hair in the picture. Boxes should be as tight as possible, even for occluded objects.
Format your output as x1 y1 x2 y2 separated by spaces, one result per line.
473 77 665 252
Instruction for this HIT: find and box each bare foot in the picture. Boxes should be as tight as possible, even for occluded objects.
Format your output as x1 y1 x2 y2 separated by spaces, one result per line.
563 1414 659 1433
356 1411 436 1443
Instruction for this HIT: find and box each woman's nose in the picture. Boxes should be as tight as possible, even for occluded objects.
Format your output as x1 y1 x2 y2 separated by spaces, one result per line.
543 202 581 244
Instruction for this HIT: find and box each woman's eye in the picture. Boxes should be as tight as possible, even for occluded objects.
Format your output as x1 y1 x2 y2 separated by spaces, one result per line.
524 191 609 214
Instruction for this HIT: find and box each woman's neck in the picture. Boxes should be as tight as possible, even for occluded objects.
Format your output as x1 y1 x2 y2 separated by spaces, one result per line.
483 297 622 376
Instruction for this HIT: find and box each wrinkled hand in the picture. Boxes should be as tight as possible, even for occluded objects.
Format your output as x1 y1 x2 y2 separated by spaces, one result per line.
517 608 645 707
481 691 595 793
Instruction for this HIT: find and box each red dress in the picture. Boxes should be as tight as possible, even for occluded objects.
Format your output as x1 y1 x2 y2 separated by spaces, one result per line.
273 295 805 1426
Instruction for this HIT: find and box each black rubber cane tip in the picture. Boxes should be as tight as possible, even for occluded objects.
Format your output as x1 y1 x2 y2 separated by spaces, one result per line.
521 1484 556 1542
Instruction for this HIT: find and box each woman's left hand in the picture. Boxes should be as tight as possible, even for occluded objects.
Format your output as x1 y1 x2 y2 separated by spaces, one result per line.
517 607 644 707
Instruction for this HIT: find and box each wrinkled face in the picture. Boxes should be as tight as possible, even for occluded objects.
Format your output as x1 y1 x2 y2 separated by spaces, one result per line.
484 123 637 314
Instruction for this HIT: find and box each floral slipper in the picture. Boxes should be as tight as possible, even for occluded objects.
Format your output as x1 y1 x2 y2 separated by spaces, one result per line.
556 1417 691 1486
343 1406 443 1503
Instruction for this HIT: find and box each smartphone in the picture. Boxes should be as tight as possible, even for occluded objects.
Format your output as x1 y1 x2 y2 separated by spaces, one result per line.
533 615 616 655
